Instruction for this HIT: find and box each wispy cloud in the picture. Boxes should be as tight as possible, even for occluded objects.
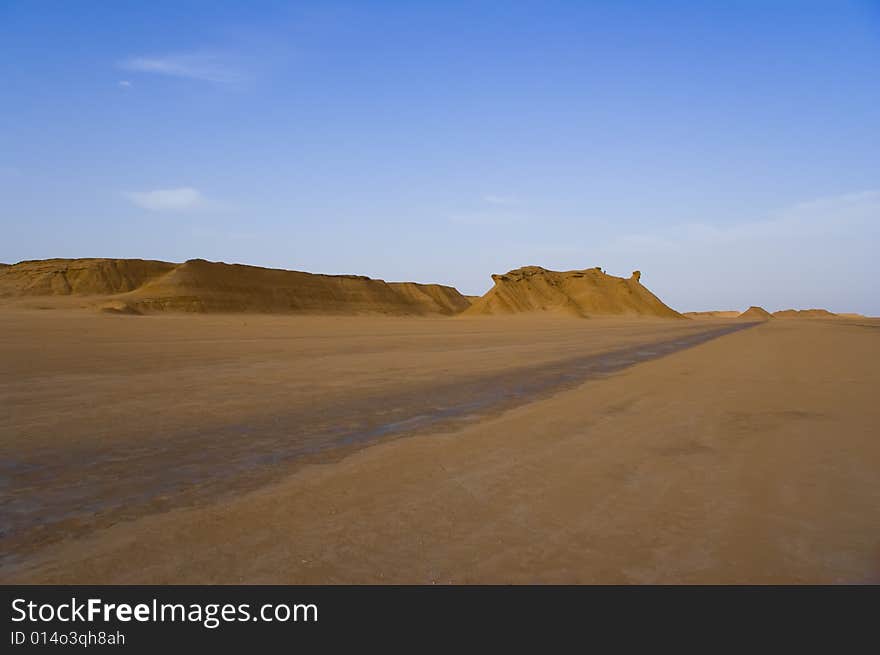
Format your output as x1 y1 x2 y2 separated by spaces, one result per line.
450 194 525 225
118 80 131 89
124 187 206 211
118 53 245 83
189 226 259 241
483 194 517 206
449 211 527 226
586 190 880 314
602 190 880 255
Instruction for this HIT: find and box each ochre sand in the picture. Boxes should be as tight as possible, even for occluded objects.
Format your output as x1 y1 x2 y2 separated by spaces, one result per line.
2 310 879 583
2 307 729 566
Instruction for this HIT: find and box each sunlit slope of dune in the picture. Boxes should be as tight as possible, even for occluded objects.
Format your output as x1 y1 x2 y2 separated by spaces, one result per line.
463 266 682 318
387 282 472 315
739 306 773 320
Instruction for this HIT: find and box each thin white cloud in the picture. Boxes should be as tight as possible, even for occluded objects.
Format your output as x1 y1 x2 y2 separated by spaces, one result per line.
449 211 527 226
495 190 880 313
124 187 206 211
190 226 259 241
118 80 131 88
590 190 880 314
118 53 244 83
602 189 880 254
483 194 517 205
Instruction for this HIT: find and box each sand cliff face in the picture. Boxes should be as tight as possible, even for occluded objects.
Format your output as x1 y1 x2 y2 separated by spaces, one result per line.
0 258 470 316
0 258 177 297
463 266 682 318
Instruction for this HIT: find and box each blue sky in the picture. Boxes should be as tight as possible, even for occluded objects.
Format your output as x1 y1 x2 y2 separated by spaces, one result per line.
2 1 878 313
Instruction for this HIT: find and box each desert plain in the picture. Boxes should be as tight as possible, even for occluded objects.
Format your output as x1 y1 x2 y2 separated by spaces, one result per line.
1 259 878 583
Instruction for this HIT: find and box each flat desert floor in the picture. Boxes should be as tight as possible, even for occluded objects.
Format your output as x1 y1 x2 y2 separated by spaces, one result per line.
2 308 878 583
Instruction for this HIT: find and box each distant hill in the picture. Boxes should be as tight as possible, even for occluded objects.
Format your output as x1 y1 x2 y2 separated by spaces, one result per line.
772 309 837 318
0 258 471 316
683 310 740 319
463 266 682 318
739 306 773 320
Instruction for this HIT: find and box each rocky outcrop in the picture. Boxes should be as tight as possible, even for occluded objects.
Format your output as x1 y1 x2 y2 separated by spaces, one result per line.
463 266 682 318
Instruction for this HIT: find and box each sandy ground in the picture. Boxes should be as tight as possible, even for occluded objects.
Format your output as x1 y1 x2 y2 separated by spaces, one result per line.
2 309 879 582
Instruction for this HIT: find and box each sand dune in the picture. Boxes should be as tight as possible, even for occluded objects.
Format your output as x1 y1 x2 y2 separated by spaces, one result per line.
122 259 470 315
773 308 837 319
683 310 741 319
464 266 682 318
0 258 471 316
739 306 773 320
386 281 472 315
690 307 869 321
